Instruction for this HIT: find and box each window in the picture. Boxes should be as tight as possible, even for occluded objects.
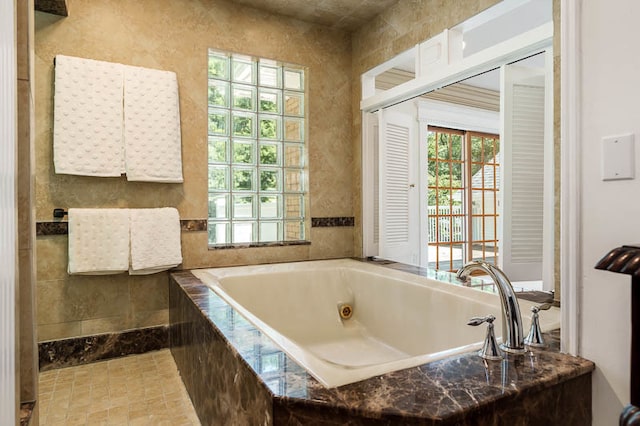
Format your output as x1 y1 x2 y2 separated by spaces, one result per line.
207 49 307 246
427 126 500 271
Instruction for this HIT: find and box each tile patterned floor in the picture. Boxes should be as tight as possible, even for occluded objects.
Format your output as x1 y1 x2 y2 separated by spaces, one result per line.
39 349 201 425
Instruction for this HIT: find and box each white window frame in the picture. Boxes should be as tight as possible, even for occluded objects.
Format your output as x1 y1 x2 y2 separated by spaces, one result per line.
207 49 309 247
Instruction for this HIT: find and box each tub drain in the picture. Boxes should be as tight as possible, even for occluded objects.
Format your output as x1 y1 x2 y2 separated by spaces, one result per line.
338 303 353 320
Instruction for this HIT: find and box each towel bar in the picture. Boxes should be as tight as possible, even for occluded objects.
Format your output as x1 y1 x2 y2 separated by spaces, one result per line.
53 208 68 218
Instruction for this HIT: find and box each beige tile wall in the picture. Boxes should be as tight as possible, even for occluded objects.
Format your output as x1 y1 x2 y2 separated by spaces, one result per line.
34 0 354 341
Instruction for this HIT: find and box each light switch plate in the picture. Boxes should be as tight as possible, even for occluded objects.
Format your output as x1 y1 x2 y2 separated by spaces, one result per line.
602 134 635 181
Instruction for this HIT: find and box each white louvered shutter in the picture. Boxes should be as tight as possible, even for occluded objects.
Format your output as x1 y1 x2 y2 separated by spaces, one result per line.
378 109 419 265
500 64 546 281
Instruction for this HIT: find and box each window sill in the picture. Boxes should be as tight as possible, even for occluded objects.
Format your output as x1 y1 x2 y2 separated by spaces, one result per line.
208 240 311 250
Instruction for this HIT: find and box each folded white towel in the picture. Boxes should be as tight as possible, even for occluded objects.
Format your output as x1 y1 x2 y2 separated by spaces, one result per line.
67 208 130 275
124 65 183 183
54 55 125 177
129 208 182 275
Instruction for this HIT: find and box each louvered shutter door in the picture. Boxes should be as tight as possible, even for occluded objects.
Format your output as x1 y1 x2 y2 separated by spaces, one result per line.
500 65 546 281
378 109 419 265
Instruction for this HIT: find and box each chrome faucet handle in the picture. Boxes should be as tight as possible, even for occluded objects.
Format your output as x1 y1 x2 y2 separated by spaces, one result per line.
524 303 552 347
467 315 495 326
468 315 503 360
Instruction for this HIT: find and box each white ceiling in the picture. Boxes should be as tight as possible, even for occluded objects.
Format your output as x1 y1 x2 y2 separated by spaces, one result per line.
229 0 400 31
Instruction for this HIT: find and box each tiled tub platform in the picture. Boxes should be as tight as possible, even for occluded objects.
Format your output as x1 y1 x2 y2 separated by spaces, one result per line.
169 271 595 425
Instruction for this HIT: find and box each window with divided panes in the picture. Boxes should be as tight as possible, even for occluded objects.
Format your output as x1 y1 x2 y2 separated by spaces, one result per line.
427 126 500 272
207 50 307 246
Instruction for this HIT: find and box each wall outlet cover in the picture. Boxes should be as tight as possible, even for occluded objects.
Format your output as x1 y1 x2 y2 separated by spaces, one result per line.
602 134 635 181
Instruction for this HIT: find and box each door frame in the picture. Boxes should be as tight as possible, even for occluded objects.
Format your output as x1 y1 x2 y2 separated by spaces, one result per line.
559 0 582 355
0 0 18 422
418 100 500 268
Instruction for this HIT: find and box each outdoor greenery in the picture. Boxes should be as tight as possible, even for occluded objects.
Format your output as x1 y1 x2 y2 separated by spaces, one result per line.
427 131 499 206
208 84 227 106
208 56 227 79
260 144 277 164
234 89 253 110
207 50 306 244
234 142 253 163
208 113 226 135
233 116 253 137
208 138 227 163
260 96 278 112
260 118 277 139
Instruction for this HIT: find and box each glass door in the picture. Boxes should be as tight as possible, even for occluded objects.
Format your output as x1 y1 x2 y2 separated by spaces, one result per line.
427 126 500 272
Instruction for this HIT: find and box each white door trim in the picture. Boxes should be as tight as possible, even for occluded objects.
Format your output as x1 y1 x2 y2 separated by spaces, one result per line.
560 0 582 356
361 111 379 257
0 0 18 422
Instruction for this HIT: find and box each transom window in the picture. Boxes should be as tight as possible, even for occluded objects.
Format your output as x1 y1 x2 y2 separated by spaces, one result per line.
207 49 307 246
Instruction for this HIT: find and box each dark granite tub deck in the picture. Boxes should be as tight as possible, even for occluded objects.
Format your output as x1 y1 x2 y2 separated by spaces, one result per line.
169 263 594 425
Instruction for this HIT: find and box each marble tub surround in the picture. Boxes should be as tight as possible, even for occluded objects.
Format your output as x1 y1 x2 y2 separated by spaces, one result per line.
39 325 168 371
170 270 594 425
361 257 558 306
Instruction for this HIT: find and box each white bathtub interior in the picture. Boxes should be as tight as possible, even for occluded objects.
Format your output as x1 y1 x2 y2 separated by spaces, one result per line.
191 259 560 388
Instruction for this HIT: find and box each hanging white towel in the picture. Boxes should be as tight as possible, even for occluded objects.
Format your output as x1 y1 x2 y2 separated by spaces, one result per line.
129 208 182 275
54 55 125 177
67 208 130 275
124 65 183 183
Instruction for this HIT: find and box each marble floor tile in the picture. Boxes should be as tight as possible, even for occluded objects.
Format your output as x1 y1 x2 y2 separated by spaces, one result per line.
39 349 200 425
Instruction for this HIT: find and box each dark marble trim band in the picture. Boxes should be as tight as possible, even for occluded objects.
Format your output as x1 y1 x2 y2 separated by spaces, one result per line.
36 219 208 236
19 401 35 426
311 216 354 227
179 219 207 232
38 325 169 371
35 0 69 17
36 221 68 236
209 240 311 250
36 216 355 235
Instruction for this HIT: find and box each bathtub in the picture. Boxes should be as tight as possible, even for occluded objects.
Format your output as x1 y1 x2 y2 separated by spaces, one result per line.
191 259 560 388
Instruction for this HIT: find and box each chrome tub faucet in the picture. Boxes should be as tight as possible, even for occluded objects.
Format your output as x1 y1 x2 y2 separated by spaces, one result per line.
456 261 526 354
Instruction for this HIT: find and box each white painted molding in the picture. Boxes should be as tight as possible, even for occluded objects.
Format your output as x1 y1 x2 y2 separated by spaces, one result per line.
0 0 17 423
361 111 378 257
560 0 582 356
417 99 500 133
361 22 553 112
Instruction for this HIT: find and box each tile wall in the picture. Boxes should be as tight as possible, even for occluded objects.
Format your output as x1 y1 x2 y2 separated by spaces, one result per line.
34 0 354 342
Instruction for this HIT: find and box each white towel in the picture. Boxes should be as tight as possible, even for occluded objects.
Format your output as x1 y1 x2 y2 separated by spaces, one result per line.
67 208 130 275
129 208 182 275
54 55 125 177
124 65 183 183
